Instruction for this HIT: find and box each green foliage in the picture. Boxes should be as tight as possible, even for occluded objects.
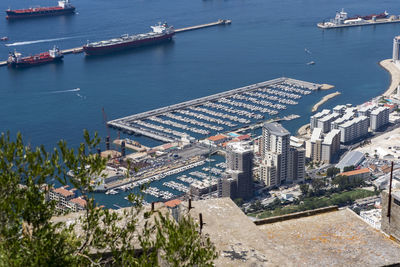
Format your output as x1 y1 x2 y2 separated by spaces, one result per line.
332 175 365 191
0 131 218 266
233 198 243 207
299 184 309 196
343 165 355 172
254 189 376 219
326 167 340 177
311 178 325 196
155 213 218 266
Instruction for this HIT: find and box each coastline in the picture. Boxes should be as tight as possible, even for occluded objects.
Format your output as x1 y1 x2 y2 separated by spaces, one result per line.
296 58 398 134
311 91 341 112
297 123 310 136
379 59 400 97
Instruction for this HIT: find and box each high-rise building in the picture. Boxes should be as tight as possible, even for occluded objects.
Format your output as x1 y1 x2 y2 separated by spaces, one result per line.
219 142 254 200
310 128 323 161
287 147 305 183
321 129 341 163
260 122 305 188
370 106 390 132
317 113 341 133
261 122 290 183
260 152 280 188
310 109 330 131
338 116 369 143
393 36 400 63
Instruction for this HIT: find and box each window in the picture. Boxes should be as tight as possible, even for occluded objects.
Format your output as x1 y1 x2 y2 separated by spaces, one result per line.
394 198 400 206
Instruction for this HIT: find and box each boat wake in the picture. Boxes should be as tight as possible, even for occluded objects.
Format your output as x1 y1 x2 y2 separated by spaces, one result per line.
5 37 76 47
49 88 80 94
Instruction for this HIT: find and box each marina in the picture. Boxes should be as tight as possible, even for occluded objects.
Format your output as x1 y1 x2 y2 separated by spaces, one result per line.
108 77 322 142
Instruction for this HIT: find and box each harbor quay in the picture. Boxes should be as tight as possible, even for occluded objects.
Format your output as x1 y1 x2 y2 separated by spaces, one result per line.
108 77 323 143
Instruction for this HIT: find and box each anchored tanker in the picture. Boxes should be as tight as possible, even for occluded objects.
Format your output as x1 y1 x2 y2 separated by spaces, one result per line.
318 9 399 29
7 46 63 68
6 0 75 20
83 23 175 56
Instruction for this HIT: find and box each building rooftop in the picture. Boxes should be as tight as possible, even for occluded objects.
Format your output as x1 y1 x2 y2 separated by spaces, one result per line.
310 128 323 142
208 134 228 142
336 151 365 170
53 187 75 198
227 142 252 153
237 134 250 141
371 106 389 115
319 113 340 122
52 198 400 266
263 122 289 136
312 109 331 119
339 116 368 128
164 199 181 208
322 129 340 145
257 208 400 266
340 167 370 177
70 197 87 207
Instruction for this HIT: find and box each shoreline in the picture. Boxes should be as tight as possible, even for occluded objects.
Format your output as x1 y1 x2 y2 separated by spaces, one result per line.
311 91 341 112
379 59 400 97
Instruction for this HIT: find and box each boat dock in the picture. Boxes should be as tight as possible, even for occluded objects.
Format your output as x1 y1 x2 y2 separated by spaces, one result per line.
175 19 231 33
318 17 400 29
108 77 323 142
0 19 232 66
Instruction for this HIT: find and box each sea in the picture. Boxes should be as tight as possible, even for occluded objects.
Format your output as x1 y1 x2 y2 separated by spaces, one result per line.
1 0 399 207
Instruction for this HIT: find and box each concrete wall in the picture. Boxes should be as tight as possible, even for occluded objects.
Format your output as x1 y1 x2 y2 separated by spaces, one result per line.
381 190 400 241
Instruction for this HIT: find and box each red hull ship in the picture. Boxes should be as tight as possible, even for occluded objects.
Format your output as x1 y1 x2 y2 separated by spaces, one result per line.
8 46 63 68
348 11 389 20
83 23 175 56
6 0 75 20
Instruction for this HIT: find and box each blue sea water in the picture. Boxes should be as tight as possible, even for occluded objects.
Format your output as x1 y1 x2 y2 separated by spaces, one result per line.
1 0 399 206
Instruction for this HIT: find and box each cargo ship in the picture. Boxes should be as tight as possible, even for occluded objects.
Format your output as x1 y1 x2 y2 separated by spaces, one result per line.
83 22 175 56
348 11 389 21
8 46 63 67
318 9 399 29
6 0 75 20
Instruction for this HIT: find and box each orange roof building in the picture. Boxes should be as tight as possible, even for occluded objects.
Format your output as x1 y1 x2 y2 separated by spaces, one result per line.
207 134 229 145
164 199 181 208
340 168 370 180
53 187 75 199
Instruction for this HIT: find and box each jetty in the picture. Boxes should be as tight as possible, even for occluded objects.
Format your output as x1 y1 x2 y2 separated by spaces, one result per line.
175 19 231 33
108 77 323 142
0 19 232 66
311 91 341 112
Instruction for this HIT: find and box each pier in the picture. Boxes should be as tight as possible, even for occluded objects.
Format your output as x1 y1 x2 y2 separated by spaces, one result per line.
108 77 323 142
311 91 341 112
175 19 231 33
0 19 232 66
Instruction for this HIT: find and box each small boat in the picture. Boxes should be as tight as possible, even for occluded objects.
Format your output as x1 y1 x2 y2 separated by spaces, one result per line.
307 61 315 65
0 36 8 41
